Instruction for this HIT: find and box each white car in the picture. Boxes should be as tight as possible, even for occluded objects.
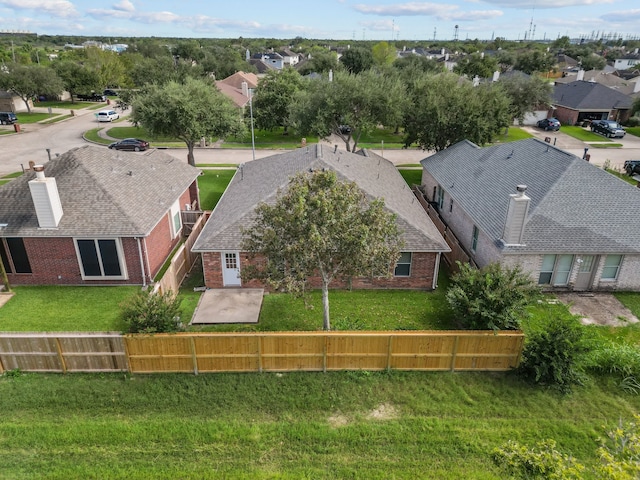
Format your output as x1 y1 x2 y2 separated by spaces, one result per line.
95 110 119 122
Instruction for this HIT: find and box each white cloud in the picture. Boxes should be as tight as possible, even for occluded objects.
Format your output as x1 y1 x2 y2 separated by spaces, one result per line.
479 0 613 8
360 19 395 31
353 2 502 21
600 9 640 22
113 0 135 12
0 0 77 18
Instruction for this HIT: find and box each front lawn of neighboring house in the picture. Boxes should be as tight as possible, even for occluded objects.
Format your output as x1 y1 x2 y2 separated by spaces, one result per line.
606 167 637 186
0 171 22 186
10 112 59 124
224 127 317 149
358 127 407 149
106 125 178 143
561 126 612 142
626 126 640 138
491 127 533 144
588 143 623 148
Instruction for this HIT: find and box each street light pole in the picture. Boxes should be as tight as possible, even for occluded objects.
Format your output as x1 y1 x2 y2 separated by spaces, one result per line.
248 88 256 162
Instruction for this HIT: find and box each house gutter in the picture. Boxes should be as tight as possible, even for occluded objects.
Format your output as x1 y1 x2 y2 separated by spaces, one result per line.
136 237 146 287
432 252 441 290
142 238 152 285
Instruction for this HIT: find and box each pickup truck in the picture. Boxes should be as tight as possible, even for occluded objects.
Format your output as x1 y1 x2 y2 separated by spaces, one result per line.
624 160 640 176
77 93 106 102
591 120 626 138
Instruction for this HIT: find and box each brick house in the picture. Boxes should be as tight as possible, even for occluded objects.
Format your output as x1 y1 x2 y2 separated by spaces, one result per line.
0 146 200 286
192 145 450 290
420 138 640 291
551 80 633 125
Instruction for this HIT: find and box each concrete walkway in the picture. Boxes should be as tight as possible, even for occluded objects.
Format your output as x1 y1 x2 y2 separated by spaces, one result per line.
191 288 264 324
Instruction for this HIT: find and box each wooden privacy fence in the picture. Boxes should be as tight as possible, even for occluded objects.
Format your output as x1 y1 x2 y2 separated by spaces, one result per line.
0 331 524 374
413 187 476 272
155 213 207 295
0 333 127 373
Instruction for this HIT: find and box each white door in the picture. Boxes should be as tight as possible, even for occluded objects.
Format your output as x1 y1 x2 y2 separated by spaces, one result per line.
221 252 241 287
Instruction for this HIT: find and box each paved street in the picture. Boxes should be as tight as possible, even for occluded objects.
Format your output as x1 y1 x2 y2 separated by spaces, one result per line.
2 111 640 177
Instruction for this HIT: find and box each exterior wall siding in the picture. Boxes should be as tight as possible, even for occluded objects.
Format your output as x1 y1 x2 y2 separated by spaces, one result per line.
552 106 579 126
202 251 439 290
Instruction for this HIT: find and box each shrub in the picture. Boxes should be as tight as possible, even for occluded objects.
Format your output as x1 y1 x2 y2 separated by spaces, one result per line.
518 314 589 392
120 289 183 334
446 262 540 331
493 439 585 479
624 116 639 127
587 343 640 393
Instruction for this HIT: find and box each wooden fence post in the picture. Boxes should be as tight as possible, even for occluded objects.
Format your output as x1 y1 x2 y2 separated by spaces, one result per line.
190 336 198 375
55 337 68 374
450 335 460 372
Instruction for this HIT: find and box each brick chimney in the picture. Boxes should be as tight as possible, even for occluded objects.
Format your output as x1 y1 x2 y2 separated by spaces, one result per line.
28 165 63 228
502 185 530 245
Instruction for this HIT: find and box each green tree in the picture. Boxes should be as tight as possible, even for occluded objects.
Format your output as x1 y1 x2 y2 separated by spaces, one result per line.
241 170 402 331
446 262 539 331
453 53 498 79
580 53 607 71
498 75 553 126
372 41 396 67
0 64 63 112
252 68 303 133
54 61 102 103
84 47 127 88
297 48 338 75
120 289 183 334
289 70 406 152
340 47 374 74
393 55 441 76
132 77 245 166
632 96 640 117
514 50 554 74
403 73 510 151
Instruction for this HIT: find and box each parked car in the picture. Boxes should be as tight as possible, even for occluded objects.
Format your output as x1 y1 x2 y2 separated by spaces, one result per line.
0 112 18 125
103 89 118 97
77 93 106 102
338 125 352 134
536 118 561 131
591 120 626 138
108 138 149 152
95 110 119 122
624 160 640 176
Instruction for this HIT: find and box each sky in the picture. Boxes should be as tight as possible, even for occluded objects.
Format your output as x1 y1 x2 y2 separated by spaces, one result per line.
0 0 638 42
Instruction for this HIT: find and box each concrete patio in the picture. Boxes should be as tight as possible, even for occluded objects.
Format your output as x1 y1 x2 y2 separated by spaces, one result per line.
190 288 264 325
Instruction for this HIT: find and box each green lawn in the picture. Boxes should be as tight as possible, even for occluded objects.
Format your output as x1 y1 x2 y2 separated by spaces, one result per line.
106 125 178 142
197 169 236 210
40 114 72 124
606 168 637 185
626 126 640 137
12 112 59 124
398 168 422 187
357 127 407 149
588 143 623 148
490 127 534 144
83 127 112 145
561 126 611 142
0 286 137 331
224 127 317 149
0 369 638 479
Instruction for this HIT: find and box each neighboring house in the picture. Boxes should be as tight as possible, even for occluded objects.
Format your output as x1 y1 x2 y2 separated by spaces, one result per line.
0 146 201 286
215 71 259 108
278 48 301 67
555 69 640 98
0 90 33 113
551 80 633 124
420 138 640 292
252 52 284 70
614 55 640 70
192 145 450 290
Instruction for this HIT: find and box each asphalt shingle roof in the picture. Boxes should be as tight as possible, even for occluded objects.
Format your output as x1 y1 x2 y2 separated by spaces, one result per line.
192 145 449 253
0 145 200 238
553 80 633 110
420 138 640 254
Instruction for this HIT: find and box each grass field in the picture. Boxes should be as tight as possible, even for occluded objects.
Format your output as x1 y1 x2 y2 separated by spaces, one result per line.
490 127 533 144
398 168 422 187
83 127 111 145
626 126 640 137
561 126 612 142
198 169 236 210
0 369 638 479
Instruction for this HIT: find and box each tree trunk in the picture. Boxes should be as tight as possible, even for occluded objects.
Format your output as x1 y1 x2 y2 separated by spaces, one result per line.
322 280 331 331
186 142 196 166
20 95 32 113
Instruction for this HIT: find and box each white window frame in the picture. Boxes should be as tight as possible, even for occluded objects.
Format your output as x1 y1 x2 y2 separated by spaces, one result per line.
601 255 623 281
538 254 574 286
394 252 412 277
169 200 182 239
74 238 128 280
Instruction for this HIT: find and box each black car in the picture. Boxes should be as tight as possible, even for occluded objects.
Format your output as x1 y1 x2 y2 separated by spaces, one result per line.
536 118 561 131
591 120 626 138
624 160 640 176
108 138 150 152
103 89 118 97
77 93 106 102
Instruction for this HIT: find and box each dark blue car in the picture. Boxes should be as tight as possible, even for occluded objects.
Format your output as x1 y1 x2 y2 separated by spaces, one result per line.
536 118 561 131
